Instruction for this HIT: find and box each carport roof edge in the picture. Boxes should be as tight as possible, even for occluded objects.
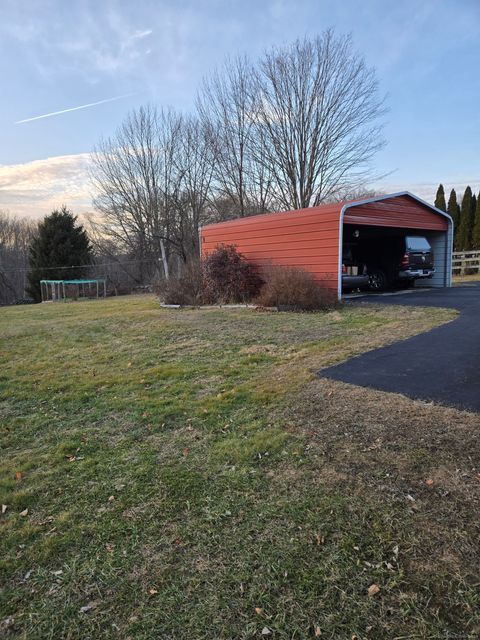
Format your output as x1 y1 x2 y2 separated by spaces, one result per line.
200 191 453 232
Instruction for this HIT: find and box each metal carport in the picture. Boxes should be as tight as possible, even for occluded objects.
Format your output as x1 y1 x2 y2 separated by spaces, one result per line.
200 192 453 300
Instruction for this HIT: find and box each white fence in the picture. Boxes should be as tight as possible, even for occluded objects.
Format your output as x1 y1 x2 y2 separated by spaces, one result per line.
452 250 480 275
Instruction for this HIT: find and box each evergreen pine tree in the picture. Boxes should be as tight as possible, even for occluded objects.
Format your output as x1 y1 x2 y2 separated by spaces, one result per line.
434 184 446 211
447 189 459 248
473 193 480 249
471 194 477 238
27 206 92 302
457 187 473 251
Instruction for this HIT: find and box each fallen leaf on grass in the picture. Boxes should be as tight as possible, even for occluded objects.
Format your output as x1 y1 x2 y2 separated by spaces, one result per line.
1 504 7 514
1 617 15 631
148 589 158 596
105 543 115 553
20 509 28 517
315 533 325 545
108 495 115 502
15 471 23 481
367 583 380 597
79 602 97 614
52 570 63 576
255 607 263 615
314 626 322 636
261 628 271 636
425 478 434 486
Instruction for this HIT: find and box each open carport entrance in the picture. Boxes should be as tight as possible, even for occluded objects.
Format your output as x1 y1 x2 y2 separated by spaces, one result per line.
341 223 450 294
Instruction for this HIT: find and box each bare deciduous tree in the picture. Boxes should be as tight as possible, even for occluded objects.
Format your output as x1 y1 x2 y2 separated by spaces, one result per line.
90 106 214 276
197 56 272 217
253 31 386 209
0 211 36 304
169 115 214 261
90 106 180 279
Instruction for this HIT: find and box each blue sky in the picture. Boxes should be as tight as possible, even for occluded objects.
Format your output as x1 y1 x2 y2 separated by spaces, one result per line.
0 0 479 217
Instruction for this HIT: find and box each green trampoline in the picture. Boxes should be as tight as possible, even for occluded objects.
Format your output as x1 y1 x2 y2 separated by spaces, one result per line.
40 279 107 302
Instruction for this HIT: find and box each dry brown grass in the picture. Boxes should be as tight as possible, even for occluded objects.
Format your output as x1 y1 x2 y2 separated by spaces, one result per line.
277 378 480 612
452 273 480 284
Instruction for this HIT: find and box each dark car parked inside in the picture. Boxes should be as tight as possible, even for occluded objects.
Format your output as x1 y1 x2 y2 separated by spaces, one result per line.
366 235 435 291
342 227 435 293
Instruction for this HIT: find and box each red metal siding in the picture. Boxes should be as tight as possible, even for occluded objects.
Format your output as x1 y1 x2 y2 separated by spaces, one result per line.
201 203 342 291
345 195 448 230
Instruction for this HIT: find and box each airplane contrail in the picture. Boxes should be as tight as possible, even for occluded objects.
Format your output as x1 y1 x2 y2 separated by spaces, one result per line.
15 93 136 124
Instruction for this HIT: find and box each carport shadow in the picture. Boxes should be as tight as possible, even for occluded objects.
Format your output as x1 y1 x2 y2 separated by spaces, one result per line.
321 284 480 413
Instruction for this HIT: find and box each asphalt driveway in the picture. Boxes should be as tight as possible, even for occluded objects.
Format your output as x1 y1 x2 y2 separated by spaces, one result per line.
322 283 480 412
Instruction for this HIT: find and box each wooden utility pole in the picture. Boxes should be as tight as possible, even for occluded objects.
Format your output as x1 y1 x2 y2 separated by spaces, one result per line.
160 239 169 280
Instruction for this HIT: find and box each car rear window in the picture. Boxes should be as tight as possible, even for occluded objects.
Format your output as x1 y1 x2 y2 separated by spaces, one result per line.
406 236 431 251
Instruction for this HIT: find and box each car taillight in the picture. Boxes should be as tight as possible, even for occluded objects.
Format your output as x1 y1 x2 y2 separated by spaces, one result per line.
400 253 409 268
342 264 347 274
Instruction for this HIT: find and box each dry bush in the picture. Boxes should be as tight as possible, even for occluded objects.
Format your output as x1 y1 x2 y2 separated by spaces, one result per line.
154 260 204 306
202 244 263 304
155 247 267 306
256 266 336 311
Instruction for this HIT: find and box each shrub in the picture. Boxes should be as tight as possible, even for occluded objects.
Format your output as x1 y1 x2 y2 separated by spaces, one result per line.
202 244 263 304
256 266 336 311
154 260 203 306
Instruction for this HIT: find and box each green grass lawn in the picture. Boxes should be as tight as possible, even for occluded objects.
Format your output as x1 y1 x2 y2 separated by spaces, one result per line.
1 296 478 639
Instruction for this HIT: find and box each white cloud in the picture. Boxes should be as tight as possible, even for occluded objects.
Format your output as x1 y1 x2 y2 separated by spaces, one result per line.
0 154 93 219
0 5 154 77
